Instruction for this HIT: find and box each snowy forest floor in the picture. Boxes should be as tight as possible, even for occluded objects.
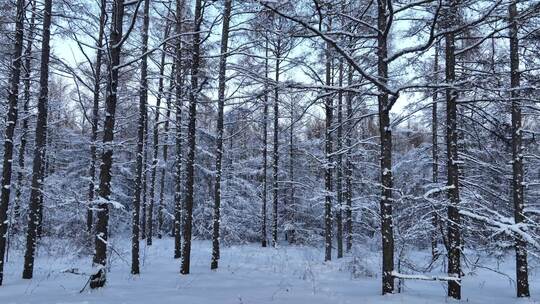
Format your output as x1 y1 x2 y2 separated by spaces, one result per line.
1 238 539 304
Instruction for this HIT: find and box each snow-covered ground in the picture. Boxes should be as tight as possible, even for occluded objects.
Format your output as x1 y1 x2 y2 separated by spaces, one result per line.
1 238 539 303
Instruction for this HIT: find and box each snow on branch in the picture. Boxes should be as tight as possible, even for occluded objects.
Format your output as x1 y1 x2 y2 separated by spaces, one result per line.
459 209 540 251
93 196 125 210
391 271 461 282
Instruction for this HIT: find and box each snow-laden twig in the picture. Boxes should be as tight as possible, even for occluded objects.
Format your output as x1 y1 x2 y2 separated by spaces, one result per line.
391 271 461 282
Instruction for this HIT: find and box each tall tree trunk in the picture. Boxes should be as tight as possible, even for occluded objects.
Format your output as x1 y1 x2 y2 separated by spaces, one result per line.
261 37 269 248
181 0 203 275
87 0 107 233
288 89 295 244
14 0 37 226
445 1 461 299
173 0 184 260
0 0 26 286
509 0 529 297
324 29 333 262
377 0 394 294
22 0 53 279
139 0 152 246
336 59 344 259
155 25 171 240
130 89 143 274
431 41 439 259
90 0 125 288
345 65 353 253
158 65 175 239
131 0 150 273
211 0 232 270
36 145 47 239
272 40 281 248
141 123 148 240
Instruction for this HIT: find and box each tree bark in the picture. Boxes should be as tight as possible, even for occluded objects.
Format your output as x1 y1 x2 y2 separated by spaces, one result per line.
139 0 152 246
158 65 175 239
272 39 281 248
87 0 107 234
445 1 461 299
336 59 344 259
154 25 171 240
345 65 353 253
14 0 37 226
173 0 184 260
261 37 269 248
0 0 26 286
287 86 295 244
181 0 203 275
509 0 529 297
324 27 333 262
131 0 150 273
377 0 394 294
22 0 53 280
141 120 148 240
431 41 439 259
211 0 232 270
90 0 125 288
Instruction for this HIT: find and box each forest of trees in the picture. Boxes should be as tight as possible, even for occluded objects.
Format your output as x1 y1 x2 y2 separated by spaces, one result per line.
0 0 539 301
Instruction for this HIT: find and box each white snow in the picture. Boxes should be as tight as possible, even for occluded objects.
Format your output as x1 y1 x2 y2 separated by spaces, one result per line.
1 238 539 304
